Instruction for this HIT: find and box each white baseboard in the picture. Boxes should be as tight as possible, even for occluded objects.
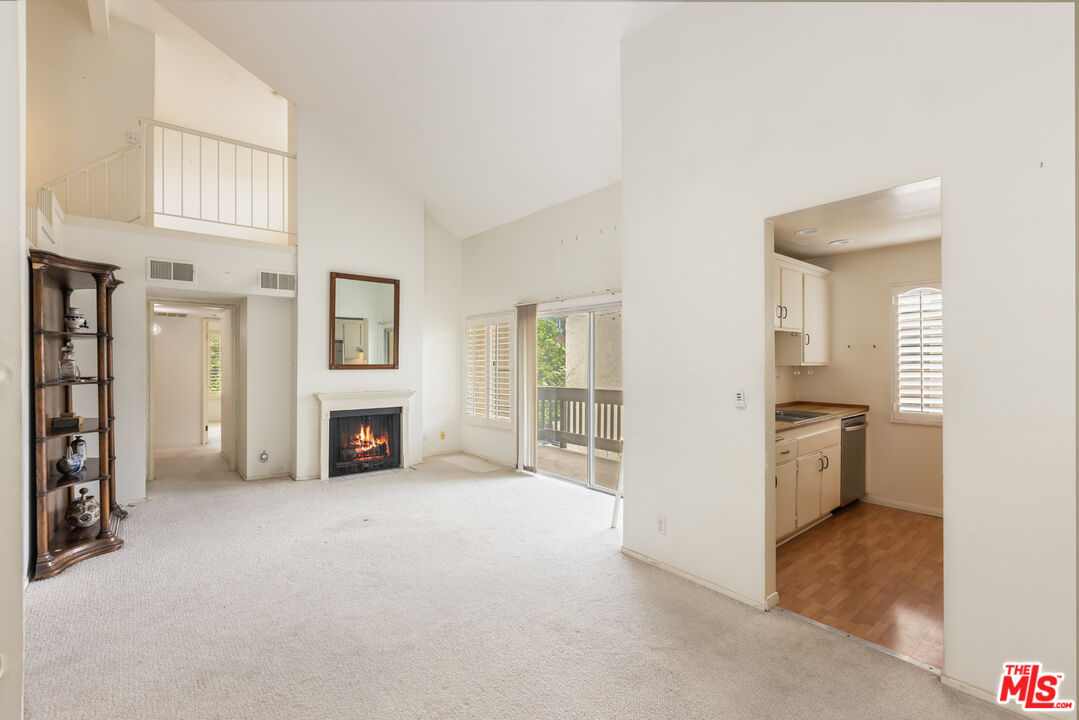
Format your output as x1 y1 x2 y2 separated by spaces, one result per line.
620 547 767 610
243 472 292 482
118 496 147 506
940 675 1056 719
289 473 319 481
765 591 779 609
861 494 943 518
454 450 517 470
153 442 202 451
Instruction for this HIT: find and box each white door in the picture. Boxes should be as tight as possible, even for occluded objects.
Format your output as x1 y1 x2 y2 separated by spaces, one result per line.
802 274 829 363
780 267 803 330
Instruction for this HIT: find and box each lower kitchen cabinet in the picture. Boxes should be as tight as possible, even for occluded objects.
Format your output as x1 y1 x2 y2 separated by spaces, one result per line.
776 461 797 538
819 444 841 514
796 454 821 528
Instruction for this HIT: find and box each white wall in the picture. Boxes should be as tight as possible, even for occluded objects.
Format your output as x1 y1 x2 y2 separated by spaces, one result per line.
621 2 1074 708
150 314 203 448
0 1 26 715
243 295 293 479
423 211 463 457
293 106 425 479
27 0 153 194
461 182 621 465
795 240 943 515
62 217 297 501
154 17 288 151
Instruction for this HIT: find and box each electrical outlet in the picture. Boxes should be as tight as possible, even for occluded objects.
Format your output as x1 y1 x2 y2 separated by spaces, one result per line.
735 390 747 409
440 431 445 440
656 515 667 535
124 130 140 144
775 370 781 384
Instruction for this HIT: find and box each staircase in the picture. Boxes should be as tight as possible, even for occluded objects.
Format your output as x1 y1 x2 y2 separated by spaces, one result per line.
29 118 296 247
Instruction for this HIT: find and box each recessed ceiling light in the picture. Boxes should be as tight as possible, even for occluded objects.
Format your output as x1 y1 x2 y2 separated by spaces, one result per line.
794 227 820 236
828 238 854 246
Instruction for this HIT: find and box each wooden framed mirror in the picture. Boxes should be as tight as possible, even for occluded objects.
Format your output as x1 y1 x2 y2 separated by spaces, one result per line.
329 272 400 369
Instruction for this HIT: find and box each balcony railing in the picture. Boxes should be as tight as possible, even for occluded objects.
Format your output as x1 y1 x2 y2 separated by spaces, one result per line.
537 386 623 452
40 118 296 245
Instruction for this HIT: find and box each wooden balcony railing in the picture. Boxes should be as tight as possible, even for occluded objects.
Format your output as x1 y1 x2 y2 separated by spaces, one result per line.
537 386 623 453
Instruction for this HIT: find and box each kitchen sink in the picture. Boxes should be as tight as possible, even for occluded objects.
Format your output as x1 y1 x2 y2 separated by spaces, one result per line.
775 409 830 423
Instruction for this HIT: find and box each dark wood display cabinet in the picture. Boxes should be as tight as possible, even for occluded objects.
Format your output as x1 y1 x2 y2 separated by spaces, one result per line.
29 250 127 579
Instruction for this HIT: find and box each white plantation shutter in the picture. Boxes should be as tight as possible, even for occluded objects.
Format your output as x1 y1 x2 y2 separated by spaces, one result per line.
894 284 943 421
465 317 513 425
489 322 512 422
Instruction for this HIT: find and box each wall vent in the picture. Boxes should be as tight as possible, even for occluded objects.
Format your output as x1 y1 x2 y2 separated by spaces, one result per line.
259 270 297 294
147 258 197 284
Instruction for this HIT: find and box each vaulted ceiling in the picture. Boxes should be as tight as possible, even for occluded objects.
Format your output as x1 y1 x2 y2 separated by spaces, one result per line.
159 1 672 238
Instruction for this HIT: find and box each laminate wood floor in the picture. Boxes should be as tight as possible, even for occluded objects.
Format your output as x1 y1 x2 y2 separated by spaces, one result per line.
776 501 944 668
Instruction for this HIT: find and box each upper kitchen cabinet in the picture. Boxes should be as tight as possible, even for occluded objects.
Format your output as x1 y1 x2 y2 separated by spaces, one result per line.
775 254 831 366
773 263 804 330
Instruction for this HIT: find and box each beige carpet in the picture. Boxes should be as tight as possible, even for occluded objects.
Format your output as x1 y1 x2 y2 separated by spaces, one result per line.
25 447 1009 719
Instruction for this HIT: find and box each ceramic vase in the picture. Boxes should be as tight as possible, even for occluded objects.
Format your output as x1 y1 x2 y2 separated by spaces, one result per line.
55 446 84 475
65 488 99 529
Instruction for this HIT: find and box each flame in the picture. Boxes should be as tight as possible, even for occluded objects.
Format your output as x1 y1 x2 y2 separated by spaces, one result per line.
346 423 389 461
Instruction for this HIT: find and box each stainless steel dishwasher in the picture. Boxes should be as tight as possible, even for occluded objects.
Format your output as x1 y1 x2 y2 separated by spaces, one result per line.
840 415 867 506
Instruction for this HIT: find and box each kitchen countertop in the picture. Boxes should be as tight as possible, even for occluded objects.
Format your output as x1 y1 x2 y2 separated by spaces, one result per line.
775 401 869 434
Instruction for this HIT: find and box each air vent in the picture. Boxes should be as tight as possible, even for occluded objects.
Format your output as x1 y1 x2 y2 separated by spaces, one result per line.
153 311 189 318
259 270 297 294
147 258 197 284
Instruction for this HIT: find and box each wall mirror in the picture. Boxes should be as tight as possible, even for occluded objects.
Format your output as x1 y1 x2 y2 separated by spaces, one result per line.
329 272 400 369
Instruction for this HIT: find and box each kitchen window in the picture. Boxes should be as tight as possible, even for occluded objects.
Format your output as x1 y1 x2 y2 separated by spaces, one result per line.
465 315 513 427
893 282 942 424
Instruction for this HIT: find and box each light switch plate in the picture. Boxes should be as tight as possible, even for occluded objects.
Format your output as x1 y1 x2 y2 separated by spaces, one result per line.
735 390 747 409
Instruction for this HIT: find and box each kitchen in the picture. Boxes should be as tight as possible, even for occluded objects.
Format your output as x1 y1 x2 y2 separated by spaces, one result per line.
767 178 945 669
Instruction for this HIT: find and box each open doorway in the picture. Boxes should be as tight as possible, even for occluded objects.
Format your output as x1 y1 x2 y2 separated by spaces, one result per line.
765 178 944 669
148 300 238 484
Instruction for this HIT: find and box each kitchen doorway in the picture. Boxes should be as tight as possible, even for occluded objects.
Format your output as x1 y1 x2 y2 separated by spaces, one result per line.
535 306 623 493
764 178 945 670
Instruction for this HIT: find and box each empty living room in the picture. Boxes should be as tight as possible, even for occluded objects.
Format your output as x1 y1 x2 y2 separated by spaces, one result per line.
0 1 1075 718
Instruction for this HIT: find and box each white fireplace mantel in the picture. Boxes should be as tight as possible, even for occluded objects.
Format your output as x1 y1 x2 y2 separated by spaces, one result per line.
315 390 416 481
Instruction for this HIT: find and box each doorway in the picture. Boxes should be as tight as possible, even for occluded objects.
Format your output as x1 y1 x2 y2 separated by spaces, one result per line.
535 306 623 492
764 178 945 670
148 300 237 482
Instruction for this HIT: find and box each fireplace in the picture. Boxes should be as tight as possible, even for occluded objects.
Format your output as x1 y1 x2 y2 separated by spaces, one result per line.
328 407 402 476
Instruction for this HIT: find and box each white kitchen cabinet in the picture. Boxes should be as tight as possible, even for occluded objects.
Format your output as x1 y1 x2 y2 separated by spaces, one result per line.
819 444 841 514
773 264 783 329
779 267 803 330
802 273 830 364
774 253 830 366
775 460 797 538
795 453 821 528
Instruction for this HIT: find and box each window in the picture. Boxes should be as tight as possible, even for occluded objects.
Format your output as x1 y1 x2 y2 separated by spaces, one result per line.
465 317 513 426
207 331 222 396
893 282 942 424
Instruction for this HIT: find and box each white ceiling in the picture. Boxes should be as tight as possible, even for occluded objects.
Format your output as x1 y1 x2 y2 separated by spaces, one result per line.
157 1 673 238
770 178 942 259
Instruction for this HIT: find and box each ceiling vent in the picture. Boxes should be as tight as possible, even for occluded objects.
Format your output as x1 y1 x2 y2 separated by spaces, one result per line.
259 270 297 294
147 258 197 284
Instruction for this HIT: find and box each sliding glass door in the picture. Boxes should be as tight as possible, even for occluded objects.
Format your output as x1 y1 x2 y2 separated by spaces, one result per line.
535 307 622 492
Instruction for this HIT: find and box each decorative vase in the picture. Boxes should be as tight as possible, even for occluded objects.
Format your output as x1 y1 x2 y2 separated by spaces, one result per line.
55 446 84 475
65 488 100 529
71 435 87 461
58 341 80 381
64 307 89 331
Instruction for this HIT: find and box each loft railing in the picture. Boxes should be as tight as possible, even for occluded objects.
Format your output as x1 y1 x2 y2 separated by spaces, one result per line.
141 118 296 241
42 143 144 223
537 387 623 453
38 119 296 244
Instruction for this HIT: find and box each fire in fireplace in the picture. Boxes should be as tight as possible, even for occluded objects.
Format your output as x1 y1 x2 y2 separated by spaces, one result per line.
328 407 401 476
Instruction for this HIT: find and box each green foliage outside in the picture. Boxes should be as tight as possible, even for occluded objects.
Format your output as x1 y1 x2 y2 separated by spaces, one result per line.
208 333 222 395
537 317 565 388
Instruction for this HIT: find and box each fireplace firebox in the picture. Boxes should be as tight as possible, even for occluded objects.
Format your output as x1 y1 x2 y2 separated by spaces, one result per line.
328 407 402 476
